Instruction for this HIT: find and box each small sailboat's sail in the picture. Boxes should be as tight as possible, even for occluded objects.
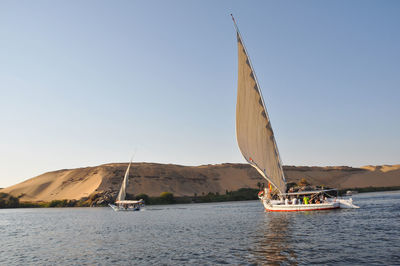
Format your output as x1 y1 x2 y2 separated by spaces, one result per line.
232 16 286 194
116 159 132 202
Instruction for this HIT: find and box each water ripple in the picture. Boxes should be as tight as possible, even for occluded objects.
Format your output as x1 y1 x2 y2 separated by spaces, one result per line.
0 191 399 265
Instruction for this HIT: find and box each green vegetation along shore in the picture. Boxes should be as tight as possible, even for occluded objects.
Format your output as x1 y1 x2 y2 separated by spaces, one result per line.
0 188 260 208
1 186 400 209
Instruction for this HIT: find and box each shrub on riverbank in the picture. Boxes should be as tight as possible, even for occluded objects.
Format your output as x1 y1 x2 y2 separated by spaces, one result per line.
129 188 259 205
338 186 400 195
0 193 19 208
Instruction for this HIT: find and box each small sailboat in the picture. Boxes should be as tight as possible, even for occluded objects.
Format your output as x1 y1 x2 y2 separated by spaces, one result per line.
232 15 358 211
109 158 144 211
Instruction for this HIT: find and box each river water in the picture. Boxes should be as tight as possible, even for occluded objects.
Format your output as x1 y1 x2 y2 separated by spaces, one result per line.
1 191 399 265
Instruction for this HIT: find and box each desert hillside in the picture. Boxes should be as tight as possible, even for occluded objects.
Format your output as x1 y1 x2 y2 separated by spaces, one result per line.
1 163 399 202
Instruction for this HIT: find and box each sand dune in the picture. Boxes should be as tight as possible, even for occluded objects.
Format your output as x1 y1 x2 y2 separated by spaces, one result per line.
1 163 399 202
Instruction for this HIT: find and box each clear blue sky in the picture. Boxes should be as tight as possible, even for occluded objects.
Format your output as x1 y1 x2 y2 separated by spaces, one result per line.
1 1 399 187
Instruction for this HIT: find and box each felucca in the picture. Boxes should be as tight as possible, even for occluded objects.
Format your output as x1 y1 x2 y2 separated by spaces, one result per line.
232 15 359 211
109 158 144 211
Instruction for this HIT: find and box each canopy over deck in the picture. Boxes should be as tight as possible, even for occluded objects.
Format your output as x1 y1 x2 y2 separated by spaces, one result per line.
281 189 337 196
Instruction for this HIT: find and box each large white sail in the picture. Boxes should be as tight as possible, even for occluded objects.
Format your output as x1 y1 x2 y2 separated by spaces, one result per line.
233 17 286 194
116 160 132 202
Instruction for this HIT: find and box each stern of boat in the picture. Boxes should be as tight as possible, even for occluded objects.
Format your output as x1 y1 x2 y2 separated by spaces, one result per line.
338 198 360 209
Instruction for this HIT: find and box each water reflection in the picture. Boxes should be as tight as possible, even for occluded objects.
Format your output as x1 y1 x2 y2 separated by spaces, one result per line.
250 213 297 265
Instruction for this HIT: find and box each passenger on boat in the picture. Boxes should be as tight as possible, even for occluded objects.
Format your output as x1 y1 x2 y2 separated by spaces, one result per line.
292 198 297 205
303 196 309 205
284 198 289 205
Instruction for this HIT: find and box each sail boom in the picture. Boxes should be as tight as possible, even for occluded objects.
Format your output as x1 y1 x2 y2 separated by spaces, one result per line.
250 162 284 195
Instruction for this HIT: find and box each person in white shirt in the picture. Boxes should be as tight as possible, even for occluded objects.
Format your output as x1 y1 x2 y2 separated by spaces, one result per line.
284 198 289 205
292 197 297 205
